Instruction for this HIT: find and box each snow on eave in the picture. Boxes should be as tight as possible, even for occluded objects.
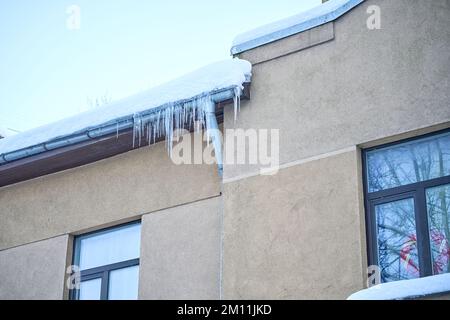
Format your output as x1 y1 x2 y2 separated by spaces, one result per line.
0 58 252 157
347 273 450 300
0 126 18 139
231 0 365 55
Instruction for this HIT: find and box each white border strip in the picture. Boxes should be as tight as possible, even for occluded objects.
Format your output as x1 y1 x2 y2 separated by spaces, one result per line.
223 145 357 184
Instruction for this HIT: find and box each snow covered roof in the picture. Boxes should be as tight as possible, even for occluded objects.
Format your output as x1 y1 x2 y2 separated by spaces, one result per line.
0 127 17 139
347 274 450 300
0 59 251 157
231 0 364 55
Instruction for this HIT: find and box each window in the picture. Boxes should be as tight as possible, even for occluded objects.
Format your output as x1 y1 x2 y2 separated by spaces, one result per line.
363 130 450 283
70 221 141 300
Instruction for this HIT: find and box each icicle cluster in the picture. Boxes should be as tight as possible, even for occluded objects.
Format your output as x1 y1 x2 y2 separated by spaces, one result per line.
129 86 242 155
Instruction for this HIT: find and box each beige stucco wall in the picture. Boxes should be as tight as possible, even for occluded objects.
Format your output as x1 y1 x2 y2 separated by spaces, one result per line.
227 0 450 179
0 134 220 251
139 196 221 299
223 150 366 299
0 0 449 300
0 235 69 300
221 0 450 299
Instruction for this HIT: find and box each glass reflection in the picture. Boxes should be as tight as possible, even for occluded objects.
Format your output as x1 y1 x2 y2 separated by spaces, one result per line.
108 266 139 300
367 132 450 192
79 278 102 300
426 184 450 275
375 198 420 282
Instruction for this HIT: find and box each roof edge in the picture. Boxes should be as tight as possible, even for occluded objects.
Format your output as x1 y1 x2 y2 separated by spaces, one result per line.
231 0 364 55
0 84 250 166
0 83 251 187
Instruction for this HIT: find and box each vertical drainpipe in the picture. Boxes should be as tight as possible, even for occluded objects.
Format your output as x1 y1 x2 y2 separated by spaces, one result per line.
204 99 223 176
205 95 227 300
205 98 225 299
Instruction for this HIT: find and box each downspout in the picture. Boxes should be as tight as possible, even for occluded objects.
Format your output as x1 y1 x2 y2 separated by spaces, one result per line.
204 99 223 176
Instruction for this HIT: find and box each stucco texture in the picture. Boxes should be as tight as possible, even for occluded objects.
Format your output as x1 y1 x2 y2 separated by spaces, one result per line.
0 0 449 301
223 150 366 299
0 235 69 300
139 196 221 299
226 0 450 179
0 134 221 251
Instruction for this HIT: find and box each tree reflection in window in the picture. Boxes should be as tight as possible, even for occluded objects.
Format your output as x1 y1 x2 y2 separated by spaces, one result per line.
426 184 450 275
367 132 450 193
375 198 420 282
366 131 450 282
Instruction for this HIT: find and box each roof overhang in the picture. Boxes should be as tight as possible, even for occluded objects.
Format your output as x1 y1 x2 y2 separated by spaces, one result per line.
0 83 250 187
231 0 364 55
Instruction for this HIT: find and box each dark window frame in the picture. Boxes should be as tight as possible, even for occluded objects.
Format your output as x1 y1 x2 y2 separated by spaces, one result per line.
362 128 450 281
69 220 141 300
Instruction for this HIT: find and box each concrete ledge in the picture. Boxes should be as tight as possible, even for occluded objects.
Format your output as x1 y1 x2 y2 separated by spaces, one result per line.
238 22 334 65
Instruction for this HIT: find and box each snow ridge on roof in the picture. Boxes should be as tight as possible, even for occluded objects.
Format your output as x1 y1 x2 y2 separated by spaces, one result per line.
231 0 364 55
347 273 450 300
0 58 251 156
0 127 17 139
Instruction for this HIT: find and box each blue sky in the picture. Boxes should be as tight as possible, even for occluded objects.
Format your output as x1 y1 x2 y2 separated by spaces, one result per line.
0 0 320 132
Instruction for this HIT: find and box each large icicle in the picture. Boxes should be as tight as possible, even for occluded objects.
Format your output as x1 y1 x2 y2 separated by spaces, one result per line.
233 86 242 122
130 86 244 174
0 58 252 165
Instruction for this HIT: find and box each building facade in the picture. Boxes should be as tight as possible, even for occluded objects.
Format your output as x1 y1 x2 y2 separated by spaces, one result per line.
0 0 449 299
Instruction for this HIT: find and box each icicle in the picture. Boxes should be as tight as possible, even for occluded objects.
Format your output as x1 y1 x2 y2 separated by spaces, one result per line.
132 112 142 148
237 88 241 113
174 105 180 133
233 90 237 122
192 101 196 131
163 104 175 157
139 116 144 147
127 87 238 166
132 119 136 149
147 122 151 146
183 102 187 127
233 86 241 122
155 110 161 142
206 100 210 148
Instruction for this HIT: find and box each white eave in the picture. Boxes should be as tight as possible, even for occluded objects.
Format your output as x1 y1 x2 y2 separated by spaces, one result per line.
231 0 364 55
0 58 252 159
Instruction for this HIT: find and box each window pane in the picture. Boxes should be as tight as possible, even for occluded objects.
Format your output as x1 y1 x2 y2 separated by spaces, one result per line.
108 266 139 300
79 278 102 300
366 132 450 192
78 223 141 270
426 184 450 275
375 198 420 282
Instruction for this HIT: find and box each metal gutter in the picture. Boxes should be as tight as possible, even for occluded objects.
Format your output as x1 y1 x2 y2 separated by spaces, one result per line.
230 0 364 55
0 84 248 166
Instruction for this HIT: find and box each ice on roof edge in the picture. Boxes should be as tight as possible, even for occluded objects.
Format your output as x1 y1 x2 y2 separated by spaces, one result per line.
0 58 252 156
